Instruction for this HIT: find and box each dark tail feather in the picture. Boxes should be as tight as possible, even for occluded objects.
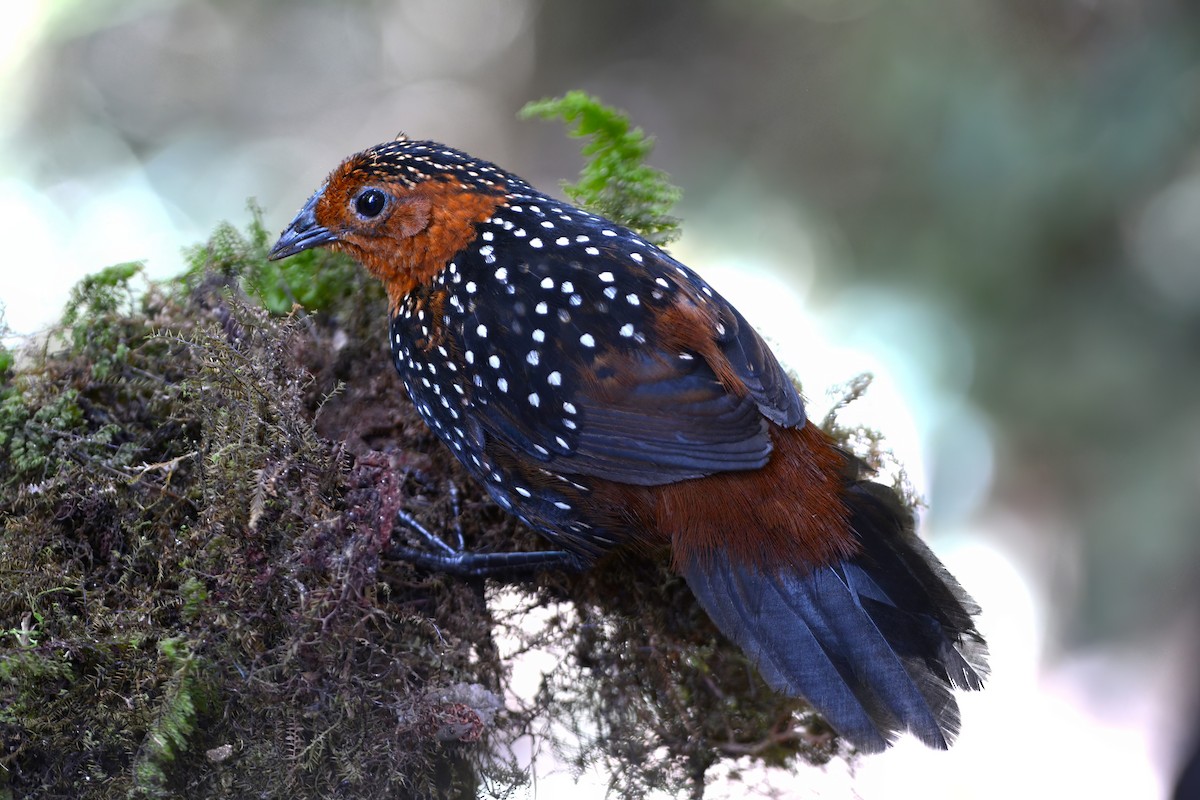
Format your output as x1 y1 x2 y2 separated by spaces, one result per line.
681 480 988 753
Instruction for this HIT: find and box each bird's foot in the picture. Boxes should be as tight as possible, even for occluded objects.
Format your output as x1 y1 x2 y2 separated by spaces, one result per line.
387 485 581 578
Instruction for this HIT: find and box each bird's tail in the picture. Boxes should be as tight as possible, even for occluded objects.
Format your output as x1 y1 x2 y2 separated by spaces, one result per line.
681 476 989 753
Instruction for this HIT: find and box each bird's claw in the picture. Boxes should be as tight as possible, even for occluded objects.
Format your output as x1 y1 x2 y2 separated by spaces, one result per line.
388 490 581 578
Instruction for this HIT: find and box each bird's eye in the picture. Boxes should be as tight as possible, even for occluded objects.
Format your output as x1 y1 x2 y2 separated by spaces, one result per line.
355 189 387 219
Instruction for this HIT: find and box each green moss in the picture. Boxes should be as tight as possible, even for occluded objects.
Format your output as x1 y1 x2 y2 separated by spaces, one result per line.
520 91 683 246
132 638 210 798
0 386 85 484
178 578 207 625
0 224 502 797
61 262 143 329
183 203 364 315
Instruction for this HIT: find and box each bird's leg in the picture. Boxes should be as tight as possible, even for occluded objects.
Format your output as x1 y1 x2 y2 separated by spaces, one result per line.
387 490 583 578
446 483 466 552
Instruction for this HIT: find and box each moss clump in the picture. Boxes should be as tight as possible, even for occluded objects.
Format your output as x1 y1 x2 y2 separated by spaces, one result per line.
0 222 519 798
521 91 683 246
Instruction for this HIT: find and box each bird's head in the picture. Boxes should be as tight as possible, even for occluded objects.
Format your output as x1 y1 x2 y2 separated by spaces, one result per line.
269 137 517 304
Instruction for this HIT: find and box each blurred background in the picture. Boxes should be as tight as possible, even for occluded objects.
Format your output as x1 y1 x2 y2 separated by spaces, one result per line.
3 1 1198 797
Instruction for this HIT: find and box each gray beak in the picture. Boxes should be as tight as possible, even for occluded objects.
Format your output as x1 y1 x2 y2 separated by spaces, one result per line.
268 189 338 260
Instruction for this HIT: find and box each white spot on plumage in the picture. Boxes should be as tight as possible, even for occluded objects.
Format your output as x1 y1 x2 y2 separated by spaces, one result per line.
599 271 614 283
585 247 600 256
526 350 540 366
579 333 595 348
528 392 540 407
497 377 509 392
541 277 555 289
619 323 635 337
488 354 501 369
547 371 561 386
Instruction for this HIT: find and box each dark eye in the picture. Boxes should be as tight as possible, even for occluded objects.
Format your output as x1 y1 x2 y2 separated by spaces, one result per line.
355 189 386 218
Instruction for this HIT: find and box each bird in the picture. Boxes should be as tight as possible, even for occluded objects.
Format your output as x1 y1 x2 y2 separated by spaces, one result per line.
268 136 988 753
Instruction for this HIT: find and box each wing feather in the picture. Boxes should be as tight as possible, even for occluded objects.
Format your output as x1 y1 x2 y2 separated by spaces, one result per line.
457 234 805 486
